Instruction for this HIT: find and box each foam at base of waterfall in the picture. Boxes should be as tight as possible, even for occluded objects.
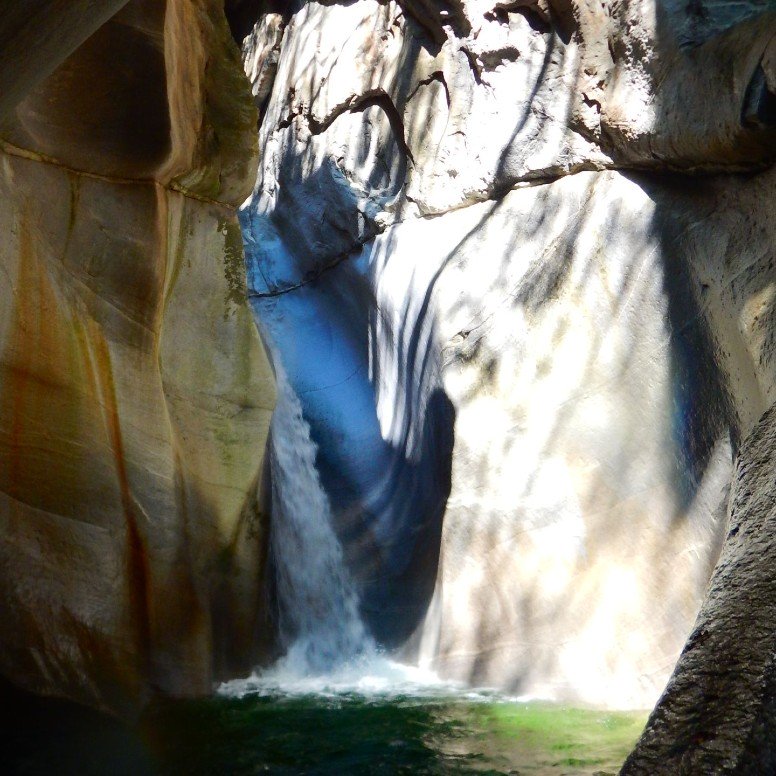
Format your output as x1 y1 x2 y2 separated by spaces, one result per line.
217 654 538 704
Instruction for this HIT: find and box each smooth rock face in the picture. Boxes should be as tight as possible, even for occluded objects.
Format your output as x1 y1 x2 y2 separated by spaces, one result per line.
0 1 132 123
240 0 776 723
0 0 275 714
380 170 734 707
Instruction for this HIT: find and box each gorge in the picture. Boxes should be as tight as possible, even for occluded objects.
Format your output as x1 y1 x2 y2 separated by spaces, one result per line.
1 0 776 773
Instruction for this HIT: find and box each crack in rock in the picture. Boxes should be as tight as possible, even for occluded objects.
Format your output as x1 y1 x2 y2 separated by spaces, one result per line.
305 90 415 165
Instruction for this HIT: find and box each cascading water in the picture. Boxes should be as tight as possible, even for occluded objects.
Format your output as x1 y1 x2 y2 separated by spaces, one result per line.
266 365 375 675
219 358 461 698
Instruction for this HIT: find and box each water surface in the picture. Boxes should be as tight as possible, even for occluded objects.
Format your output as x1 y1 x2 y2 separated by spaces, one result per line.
3 675 646 775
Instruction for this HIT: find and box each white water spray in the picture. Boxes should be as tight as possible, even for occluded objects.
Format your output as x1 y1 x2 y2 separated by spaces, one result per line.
220 362 480 699
267 366 375 675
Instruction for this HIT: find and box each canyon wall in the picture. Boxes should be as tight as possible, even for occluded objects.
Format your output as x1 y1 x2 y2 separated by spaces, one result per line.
0 0 275 714
240 0 776 745
3 1 776 767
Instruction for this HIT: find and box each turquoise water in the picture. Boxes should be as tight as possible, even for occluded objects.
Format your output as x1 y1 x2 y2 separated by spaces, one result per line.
2 682 646 775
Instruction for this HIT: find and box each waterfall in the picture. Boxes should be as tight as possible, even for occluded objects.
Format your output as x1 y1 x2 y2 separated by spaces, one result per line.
219 361 475 699
267 366 375 674
218 334 456 698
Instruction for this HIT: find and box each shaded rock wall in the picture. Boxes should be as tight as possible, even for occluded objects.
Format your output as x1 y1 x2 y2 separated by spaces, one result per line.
0 1 132 123
0 0 275 714
239 0 776 726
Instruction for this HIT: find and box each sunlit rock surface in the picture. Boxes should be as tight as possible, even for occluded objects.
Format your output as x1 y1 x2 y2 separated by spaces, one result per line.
0 0 275 714
239 0 776 724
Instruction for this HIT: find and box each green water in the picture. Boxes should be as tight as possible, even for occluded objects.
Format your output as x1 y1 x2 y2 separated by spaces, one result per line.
2 685 646 775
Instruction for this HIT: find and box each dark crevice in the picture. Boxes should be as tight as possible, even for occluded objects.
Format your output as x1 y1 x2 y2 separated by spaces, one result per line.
546 0 574 44
742 63 776 130
408 71 451 108
252 21 286 131
478 45 521 70
224 0 295 44
461 47 483 84
395 1 446 45
582 93 602 113
257 90 275 131
486 1 553 35
276 90 302 130
394 0 471 46
306 90 415 164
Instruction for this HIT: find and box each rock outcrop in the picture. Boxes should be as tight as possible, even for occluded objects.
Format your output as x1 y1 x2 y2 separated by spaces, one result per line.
618 161 776 770
0 0 275 715
622 400 776 772
238 0 776 739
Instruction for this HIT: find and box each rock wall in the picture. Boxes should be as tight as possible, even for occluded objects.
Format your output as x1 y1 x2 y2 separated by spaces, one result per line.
0 0 275 714
239 0 776 730
0 1 132 123
622 399 776 773
618 163 776 770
